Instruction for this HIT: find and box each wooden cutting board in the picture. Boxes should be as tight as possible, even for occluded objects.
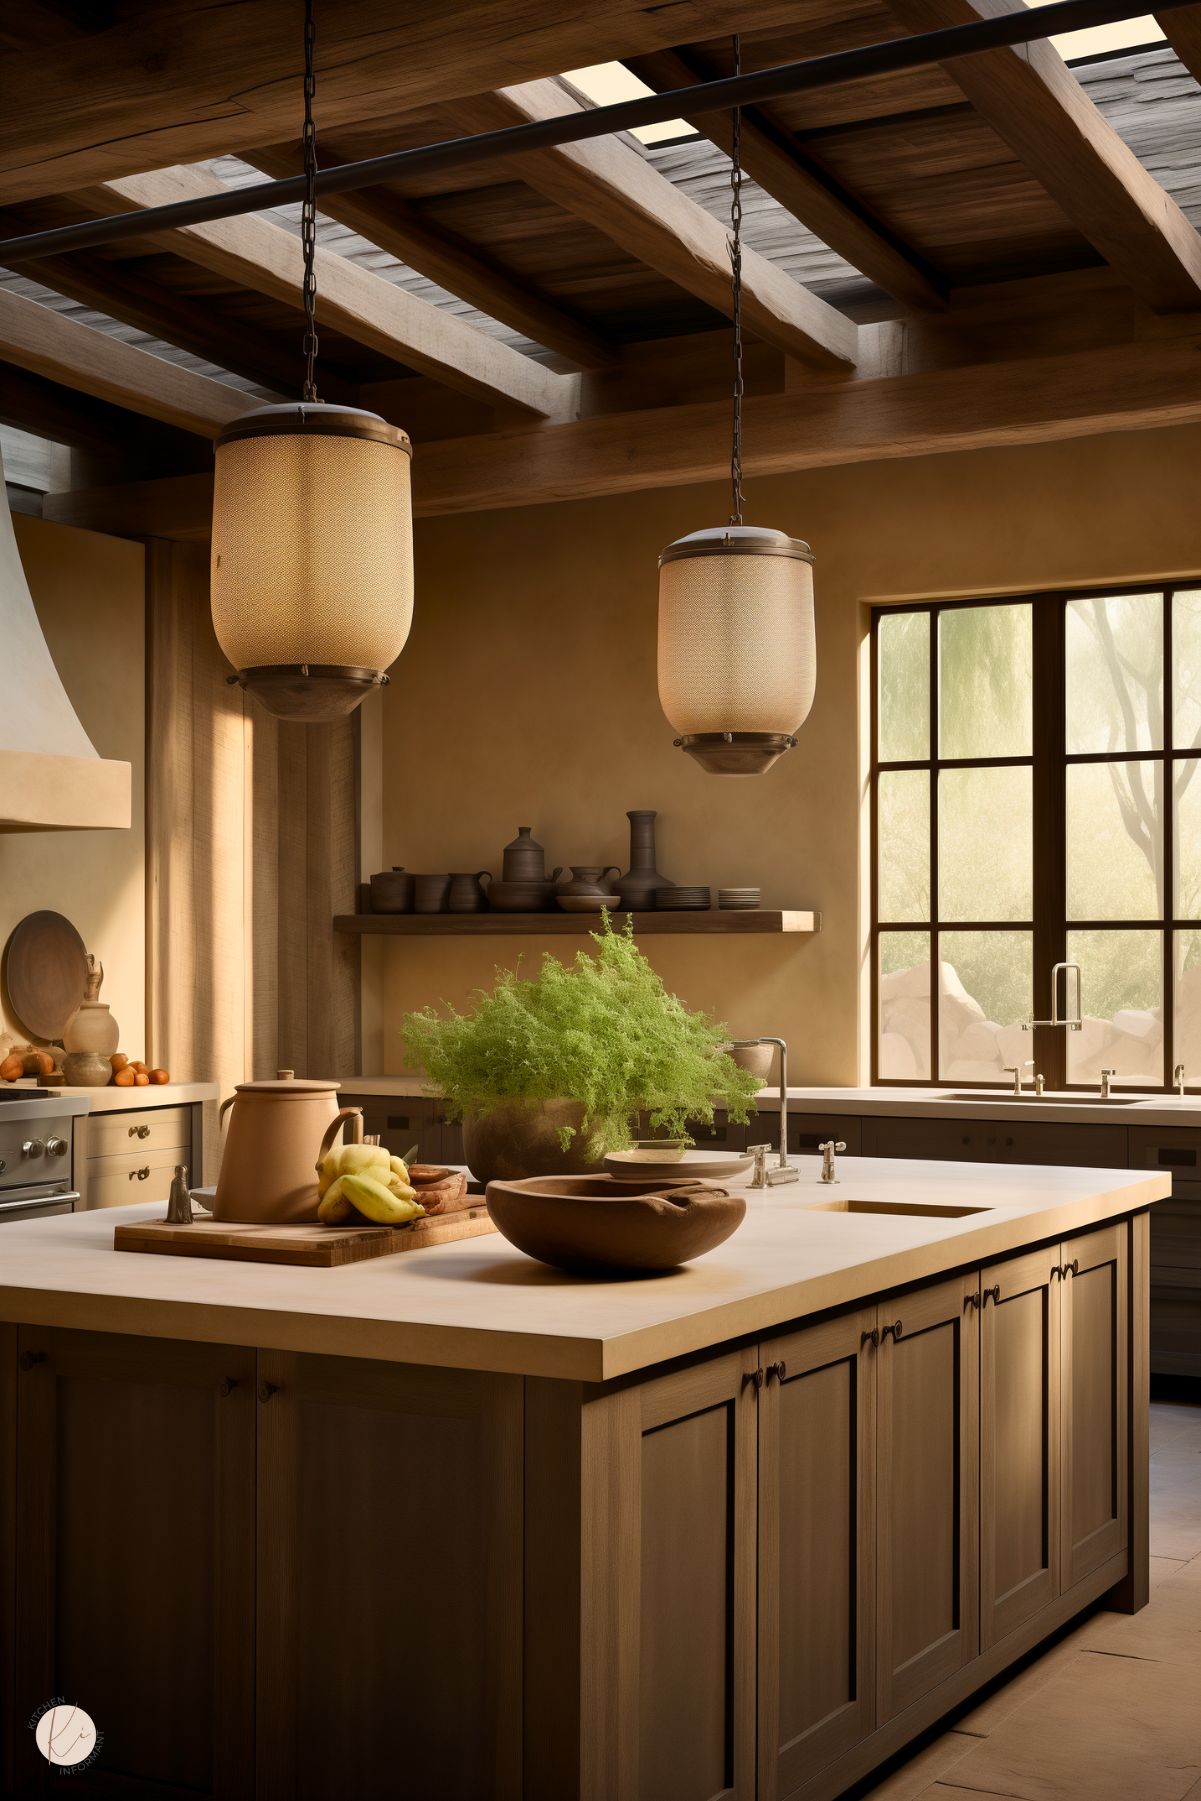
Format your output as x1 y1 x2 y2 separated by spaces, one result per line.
3 909 88 1041
114 1206 496 1267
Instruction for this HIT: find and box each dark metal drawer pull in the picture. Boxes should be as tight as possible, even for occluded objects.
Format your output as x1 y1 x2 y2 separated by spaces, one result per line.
745 1368 765 1391
881 1319 903 1342
965 1290 982 1310
981 1284 1001 1305
258 1380 281 1403
767 1360 787 1383
1063 1258 1079 1278
18 1350 47 1371
218 1376 239 1397
861 1327 880 1349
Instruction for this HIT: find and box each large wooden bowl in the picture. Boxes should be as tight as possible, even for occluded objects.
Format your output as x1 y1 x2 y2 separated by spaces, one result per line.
485 1174 745 1274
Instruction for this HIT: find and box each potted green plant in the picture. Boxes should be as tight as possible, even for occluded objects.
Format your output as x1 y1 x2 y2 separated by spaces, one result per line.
403 915 762 1184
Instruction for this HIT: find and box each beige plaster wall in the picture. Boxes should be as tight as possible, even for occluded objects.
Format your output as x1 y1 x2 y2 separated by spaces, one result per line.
1 515 146 1055
375 424 1201 1082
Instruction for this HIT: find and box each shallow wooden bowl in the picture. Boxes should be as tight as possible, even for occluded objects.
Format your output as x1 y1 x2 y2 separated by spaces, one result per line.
485 1174 745 1274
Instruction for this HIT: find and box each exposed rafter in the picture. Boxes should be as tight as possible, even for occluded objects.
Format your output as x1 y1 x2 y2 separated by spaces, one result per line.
445 82 859 372
37 334 1201 535
65 166 580 419
626 47 947 314
884 0 1201 311
0 0 857 206
0 287 248 435
1156 5 1201 81
248 144 614 370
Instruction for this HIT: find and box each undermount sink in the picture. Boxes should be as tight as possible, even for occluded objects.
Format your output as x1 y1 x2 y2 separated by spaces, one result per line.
943 1091 1141 1105
810 1198 991 1218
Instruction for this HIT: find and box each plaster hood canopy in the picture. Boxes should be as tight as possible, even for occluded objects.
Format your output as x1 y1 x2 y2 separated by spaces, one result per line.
0 445 131 832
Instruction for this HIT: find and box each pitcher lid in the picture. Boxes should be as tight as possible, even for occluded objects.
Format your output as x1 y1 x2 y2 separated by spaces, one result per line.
232 1070 341 1095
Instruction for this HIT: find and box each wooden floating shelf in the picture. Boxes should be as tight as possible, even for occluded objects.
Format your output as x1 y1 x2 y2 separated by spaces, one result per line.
334 909 821 937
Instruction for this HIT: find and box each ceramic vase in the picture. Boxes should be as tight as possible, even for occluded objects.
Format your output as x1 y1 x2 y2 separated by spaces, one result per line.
502 826 547 882
63 953 119 1086
616 810 674 910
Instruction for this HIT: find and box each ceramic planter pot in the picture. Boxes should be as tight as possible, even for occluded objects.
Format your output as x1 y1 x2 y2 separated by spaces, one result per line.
462 1099 607 1186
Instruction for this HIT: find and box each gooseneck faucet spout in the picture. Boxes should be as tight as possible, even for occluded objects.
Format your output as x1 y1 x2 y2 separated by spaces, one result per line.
733 1035 799 1186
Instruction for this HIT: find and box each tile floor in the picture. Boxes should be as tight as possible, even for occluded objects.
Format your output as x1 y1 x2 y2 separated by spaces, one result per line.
860 1397 1201 1801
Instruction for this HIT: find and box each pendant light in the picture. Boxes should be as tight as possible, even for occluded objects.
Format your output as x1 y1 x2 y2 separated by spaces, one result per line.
210 0 413 722
656 37 816 776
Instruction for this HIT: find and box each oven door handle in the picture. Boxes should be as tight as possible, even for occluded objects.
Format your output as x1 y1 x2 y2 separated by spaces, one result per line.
0 1190 80 1216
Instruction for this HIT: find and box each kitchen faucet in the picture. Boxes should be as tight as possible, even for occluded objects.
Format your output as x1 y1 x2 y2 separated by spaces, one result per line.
733 1036 799 1187
1003 1059 1036 1096
1100 1068 1117 1100
1175 1063 1187 1097
818 1139 846 1184
1023 962 1083 1034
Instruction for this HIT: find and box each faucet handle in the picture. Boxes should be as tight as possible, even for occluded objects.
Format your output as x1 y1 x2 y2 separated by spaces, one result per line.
747 1143 772 1188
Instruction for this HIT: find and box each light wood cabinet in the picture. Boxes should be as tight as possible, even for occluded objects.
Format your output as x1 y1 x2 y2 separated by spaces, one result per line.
254 1351 522 1801
757 1309 876 1801
979 1247 1061 1648
1061 1222 1128 1589
76 1101 199 1210
875 1272 980 1723
11 1328 256 1800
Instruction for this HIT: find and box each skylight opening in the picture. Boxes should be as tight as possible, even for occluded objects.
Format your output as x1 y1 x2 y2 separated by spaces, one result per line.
1023 1 1164 62
561 62 698 145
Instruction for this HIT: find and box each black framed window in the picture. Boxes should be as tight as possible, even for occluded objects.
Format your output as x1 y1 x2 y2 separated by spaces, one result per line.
871 587 1201 1090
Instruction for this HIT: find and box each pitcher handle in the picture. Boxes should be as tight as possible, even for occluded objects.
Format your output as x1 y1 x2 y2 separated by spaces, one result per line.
477 870 492 886
218 1094 237 1127
601 866 621 885
548 866 563 883
316 1106 363 1173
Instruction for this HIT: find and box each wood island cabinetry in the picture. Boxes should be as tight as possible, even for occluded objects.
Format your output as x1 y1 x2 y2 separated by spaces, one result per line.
0 1194 1149 1801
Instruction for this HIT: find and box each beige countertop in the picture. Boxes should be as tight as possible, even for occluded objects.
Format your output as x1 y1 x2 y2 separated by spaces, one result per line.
0 1156 1166 1383
338 1075 1201 1130
76 1082 219 1113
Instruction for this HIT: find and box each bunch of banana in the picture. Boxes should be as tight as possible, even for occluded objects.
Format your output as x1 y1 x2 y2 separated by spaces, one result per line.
317 1141 424 1227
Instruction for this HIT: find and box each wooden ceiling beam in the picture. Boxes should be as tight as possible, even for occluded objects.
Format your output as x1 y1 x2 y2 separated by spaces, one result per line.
0 251 318 400
0 288 249 435
42 331 1201 536
884 0 1201 311
625 48 948 314
248 143 615 370
445 83 858 373
65 166 580 419
0 0 844 206
1155 5 1201 80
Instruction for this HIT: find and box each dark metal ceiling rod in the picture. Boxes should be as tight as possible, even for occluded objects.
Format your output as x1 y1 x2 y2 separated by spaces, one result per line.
0 0 1190 265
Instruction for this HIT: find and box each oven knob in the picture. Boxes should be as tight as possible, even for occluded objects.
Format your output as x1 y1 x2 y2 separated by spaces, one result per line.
21 1139 45 1159
46 1137 69 1157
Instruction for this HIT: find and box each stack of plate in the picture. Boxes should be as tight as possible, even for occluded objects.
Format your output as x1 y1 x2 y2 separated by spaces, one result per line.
655 885 710 910
718 887 761 910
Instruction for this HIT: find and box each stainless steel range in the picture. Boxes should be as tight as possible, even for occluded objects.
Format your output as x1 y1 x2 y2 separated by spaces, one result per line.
0 1087 89 1222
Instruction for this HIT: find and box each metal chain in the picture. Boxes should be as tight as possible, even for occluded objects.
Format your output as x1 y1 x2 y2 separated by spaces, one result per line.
301 0 320 402
728 33 745 528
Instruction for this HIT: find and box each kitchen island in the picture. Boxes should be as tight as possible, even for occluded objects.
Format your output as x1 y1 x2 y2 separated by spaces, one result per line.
0 1156 1163 1801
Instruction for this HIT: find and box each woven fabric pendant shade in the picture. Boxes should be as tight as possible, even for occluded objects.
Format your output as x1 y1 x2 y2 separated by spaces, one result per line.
211 404 413 720
657 526 816 774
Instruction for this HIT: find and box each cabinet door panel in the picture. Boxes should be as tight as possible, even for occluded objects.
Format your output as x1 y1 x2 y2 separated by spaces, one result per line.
980 1248 1061 1648
13 1329 255 1801
1061 1224 1128 1589
758 1310 875 1801
876 1273 979 1723
256 1354 522 1801
637 1352 757 1801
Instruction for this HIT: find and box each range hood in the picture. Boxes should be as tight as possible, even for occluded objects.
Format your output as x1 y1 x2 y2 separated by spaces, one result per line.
0 444 130 832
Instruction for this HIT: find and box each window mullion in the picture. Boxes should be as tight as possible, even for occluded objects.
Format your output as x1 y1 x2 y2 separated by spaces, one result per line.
1032 596 1067 1090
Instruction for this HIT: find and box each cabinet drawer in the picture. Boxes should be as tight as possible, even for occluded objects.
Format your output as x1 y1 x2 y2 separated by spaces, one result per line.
787 1113 863 1157
88 1105 189 1160
861 1114 1127 1168
1128 1126 1201 1176
86 1147 182 1209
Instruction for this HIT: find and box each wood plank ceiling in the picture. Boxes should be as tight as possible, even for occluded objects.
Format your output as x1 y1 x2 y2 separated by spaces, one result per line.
0 0 1198 521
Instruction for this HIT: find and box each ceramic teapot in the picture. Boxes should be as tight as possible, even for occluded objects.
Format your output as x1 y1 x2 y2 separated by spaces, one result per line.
213 1071 362 1224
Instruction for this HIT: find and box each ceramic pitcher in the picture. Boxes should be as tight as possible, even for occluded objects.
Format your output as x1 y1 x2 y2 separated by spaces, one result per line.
448 871 492 912
213 1071 362 1223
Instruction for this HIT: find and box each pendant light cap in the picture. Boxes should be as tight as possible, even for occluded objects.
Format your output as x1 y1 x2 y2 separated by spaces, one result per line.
226 664 389 722
673 732 798 776
213 401 411 456
658 525 813 568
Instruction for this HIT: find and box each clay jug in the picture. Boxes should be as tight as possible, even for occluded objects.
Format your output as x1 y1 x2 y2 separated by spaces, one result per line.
63 954 119 1086
502 826 547 882
214 1071 362 1223
448 871 492 912
616 811 674 910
